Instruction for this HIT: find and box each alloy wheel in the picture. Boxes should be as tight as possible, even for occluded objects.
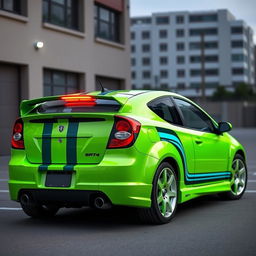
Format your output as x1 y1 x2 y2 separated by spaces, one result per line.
157 167 177 218
231 158 246 196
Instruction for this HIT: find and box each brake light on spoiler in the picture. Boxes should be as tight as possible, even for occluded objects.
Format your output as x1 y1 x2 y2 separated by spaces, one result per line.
60 95 96 106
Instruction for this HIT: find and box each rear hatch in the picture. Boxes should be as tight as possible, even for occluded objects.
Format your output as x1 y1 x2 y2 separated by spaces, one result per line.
22 95 122 165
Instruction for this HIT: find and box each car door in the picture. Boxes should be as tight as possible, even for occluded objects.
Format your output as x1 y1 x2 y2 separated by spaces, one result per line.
173 97 230 179
148 96 195 177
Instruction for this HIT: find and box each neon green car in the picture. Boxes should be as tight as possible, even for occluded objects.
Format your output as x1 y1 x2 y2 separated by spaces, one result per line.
9 90 247 224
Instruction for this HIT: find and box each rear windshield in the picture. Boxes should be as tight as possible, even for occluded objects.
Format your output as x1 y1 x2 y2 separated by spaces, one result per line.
35 99 121 114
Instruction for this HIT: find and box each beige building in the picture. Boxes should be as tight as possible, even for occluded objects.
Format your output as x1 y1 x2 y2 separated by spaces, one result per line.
0 0 131 155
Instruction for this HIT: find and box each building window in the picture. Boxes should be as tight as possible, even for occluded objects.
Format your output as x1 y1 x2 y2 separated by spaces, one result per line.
160 70 168 78
142 57 151 66
159 29 168 38
142 71 151 79
43 0 80 31
190 69 218 76
142 44 150 52
232 54 246 62
189 41 218 50
190 69 201 77
131 32 135 39
142 31 150 39
177 56 185 64
156 16 169 25
0 0 23 15
131 45 136 53
160 83 169 90
189 14 217 22
176 29 184 37
231 40 244 48
177 42 185 51
44 69 79 96
190 82 218 88
131 71 136 79
132 17 152 25
231 27 243 34
131 58 136 66
176 15 184 24
189 28 218 36
205 69 218 76
177 83 185 89
143 83 151 89
177 69 185 78
159 43 168 52
94 4 120 42
190 55 218 63
232 68 244 75
160 57 168 65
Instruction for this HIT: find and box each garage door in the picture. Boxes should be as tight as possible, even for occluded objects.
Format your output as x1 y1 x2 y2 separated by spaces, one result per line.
0 64 19 156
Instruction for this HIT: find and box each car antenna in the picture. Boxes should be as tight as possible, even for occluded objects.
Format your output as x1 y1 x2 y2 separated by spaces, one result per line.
97 79 109 93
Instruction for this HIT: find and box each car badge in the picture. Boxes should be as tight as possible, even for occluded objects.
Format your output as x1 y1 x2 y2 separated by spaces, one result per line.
59 125 65 132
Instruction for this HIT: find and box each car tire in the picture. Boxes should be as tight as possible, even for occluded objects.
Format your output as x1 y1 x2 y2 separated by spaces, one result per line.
138 162 178 224
219 154 247 200
20 201 59 218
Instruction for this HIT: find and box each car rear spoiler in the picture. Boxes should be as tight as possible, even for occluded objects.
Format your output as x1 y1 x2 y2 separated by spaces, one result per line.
20 93 128 116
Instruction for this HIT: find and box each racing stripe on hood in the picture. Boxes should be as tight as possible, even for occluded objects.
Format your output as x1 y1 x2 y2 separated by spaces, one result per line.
63 121 79 171
39 122 54 171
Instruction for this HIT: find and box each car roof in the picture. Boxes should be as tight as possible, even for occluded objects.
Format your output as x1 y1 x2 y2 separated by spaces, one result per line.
88 90 183 102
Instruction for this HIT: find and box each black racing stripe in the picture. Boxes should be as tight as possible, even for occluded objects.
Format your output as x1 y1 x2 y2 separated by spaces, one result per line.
192 176 231 184
158 128 232 185
160 137 192 184
39 122 54 171
64 121 79 170
156 127 180 139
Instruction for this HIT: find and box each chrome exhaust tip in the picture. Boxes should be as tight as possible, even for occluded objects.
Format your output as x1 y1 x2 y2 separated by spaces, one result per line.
20 193 31 205
94 197 111 210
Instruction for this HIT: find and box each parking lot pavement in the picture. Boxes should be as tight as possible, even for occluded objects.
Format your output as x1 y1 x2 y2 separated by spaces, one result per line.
0 128 255 256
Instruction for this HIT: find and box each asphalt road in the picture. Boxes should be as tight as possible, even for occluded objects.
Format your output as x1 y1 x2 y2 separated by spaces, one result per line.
0 129 255 256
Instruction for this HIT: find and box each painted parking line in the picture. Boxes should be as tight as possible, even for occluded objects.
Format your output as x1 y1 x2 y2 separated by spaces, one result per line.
0 190 9 193
0 207 22 211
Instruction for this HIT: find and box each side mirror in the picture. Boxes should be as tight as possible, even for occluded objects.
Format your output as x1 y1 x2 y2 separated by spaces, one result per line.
217 122 232 134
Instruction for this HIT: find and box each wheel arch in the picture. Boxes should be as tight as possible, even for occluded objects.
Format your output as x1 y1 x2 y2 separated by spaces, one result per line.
160 157 180 182
235 149 246 160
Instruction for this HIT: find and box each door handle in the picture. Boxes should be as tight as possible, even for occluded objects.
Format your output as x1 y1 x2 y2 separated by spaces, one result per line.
195 140 203 145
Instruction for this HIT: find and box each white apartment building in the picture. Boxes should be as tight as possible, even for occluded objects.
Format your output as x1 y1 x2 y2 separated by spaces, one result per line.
130 9 255 97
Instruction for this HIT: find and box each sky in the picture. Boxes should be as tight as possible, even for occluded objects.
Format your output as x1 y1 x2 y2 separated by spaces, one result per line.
130 0 256 43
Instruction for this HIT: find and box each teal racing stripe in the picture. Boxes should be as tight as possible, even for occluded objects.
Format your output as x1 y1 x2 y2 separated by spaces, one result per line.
64 121 79 171
39 122 54 171
157 127 231 183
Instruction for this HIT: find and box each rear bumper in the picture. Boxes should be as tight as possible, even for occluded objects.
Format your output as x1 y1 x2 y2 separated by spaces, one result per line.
9 148 158 208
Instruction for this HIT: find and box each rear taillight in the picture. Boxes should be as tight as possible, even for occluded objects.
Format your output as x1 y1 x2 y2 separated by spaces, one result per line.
11 119 24 149
107 116 141 148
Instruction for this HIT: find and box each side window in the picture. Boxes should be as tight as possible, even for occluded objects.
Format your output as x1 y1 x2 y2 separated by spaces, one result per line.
148 97 182 125
174 98 215 132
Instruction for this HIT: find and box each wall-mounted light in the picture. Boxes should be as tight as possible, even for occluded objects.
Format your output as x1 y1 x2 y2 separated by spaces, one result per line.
34 41 44 50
